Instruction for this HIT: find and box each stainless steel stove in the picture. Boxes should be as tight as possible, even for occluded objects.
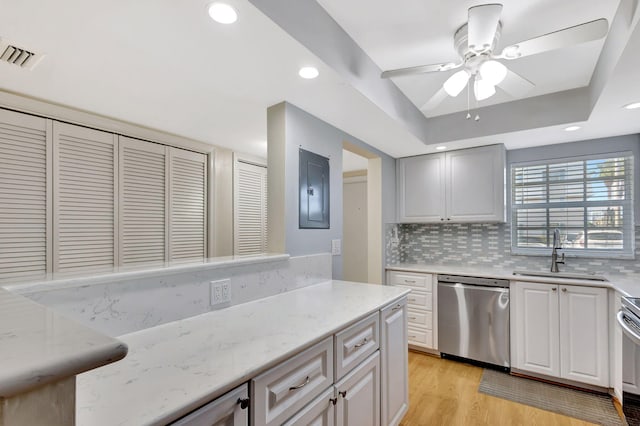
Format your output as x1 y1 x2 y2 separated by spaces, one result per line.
619 297 640 345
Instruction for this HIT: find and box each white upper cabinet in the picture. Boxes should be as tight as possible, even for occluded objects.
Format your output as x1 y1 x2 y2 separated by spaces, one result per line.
397 144 505 223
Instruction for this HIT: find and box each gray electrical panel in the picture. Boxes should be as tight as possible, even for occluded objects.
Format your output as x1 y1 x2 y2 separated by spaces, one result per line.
299 148 330 229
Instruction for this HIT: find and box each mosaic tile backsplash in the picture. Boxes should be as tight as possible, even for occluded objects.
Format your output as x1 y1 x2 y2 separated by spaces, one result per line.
386 223 640 275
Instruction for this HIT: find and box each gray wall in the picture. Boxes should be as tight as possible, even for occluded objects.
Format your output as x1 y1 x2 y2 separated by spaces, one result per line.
270 102 396 279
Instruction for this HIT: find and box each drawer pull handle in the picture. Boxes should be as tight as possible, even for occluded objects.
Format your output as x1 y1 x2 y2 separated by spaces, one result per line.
329 397 337 406
289 376 310 391
409 335 416 339
562 288 567 292
409 316 417 320
339 390 347 398
409 298 416 302
237 398 250 410
552 287 557 291
392 304 402 311
354 337 368 348
405 280 416 283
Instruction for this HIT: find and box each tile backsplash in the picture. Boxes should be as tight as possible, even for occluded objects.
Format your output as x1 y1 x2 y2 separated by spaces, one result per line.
386 223 640 275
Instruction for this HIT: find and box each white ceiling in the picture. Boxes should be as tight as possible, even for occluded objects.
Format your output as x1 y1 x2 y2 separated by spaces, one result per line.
0 0 639 160
316 0 619 117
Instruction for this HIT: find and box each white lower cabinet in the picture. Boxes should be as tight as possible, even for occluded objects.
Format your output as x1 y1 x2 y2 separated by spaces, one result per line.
380 300 408 426
387 271 437 351
251 297 407 426
171 384 248 426
335 352 381 426
512 281 609 387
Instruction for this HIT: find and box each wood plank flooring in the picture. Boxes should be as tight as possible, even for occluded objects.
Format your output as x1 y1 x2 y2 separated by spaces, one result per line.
400 351 598 426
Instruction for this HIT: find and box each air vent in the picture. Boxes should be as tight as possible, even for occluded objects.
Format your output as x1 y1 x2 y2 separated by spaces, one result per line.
0 39 44 70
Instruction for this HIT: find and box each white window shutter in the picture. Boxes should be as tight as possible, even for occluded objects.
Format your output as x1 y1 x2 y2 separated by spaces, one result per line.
234 160 268 255
53 122 116 272
119 137 167 265
0 110 49 280
168 148 207 260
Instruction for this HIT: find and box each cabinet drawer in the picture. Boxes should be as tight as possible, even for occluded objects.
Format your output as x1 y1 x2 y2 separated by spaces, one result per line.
172 384 248 426
408 326 433 348
407 309 432 330
335 312 380 381
407 291 431 310
252 337 333 426
389 272 432 291
282 387 335 426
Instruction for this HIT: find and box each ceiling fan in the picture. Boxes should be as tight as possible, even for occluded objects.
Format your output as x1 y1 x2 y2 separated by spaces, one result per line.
380 4 609 112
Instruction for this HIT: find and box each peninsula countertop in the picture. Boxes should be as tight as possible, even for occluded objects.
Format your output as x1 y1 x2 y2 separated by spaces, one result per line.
77 280 410 426
0 287 127 397
386 263 640 296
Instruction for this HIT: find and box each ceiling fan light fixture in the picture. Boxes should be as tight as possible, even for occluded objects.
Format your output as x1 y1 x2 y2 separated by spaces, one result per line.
443 70 470 97
474 77 495 101
479 60 507 85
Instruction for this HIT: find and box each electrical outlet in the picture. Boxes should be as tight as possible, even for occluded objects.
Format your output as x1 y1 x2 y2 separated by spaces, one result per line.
210 279 231 306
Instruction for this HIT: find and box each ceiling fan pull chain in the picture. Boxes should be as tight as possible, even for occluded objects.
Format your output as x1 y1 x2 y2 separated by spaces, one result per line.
474 83 480 121
466 81 471 119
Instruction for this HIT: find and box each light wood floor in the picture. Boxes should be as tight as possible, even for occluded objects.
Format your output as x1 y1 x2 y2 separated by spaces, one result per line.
400 351 598 426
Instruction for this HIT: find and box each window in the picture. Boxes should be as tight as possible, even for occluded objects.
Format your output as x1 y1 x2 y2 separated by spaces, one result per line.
511 154 634 257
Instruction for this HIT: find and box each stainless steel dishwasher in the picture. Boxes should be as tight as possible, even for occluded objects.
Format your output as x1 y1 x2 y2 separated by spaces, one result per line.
438 274 510 369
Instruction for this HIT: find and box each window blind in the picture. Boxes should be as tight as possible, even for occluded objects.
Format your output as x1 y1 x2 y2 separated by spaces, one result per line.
511 154 634 257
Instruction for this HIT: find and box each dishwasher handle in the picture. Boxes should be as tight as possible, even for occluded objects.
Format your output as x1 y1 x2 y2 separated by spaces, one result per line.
438 281 510 293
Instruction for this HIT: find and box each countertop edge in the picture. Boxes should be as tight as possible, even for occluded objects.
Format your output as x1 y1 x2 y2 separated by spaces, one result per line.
385 264 635 296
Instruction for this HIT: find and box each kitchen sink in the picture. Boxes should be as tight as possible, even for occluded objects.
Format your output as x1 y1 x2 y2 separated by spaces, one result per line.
512 270 608 282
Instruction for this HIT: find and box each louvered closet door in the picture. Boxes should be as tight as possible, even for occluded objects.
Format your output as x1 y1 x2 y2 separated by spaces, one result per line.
119 137 168 265
0 110 50 280
234 161 267 255
53 122 116 272
169 148 207 260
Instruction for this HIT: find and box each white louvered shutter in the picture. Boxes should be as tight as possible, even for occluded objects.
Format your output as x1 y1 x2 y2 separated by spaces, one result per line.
168 148 207 260
234 161 268 255
119 137 167 265
0 110 49 280
53 122 116 272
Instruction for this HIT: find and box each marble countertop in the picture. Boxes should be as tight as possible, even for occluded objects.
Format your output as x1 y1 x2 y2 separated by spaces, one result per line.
386 263 640 297
0 287 127 397
77 280 409 426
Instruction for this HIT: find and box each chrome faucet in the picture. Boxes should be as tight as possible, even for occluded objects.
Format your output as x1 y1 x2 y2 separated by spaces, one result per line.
550 228 565 273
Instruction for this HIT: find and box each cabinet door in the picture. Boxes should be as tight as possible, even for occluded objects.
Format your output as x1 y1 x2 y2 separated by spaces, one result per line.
172 383 248 426
335 352 380 426
512 281 560 377
282 388 335 426
445 144 505 222
397 154 445 223
559 285 609 387
380 299 408 426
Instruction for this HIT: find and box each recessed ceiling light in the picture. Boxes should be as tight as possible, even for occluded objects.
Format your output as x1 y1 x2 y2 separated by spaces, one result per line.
435 146 447 150
624 102 640 110
299 67 319 79
208 2 238 24
564 126 581 131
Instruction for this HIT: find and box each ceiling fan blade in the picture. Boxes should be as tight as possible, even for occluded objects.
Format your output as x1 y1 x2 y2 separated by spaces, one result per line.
421 87 449 111
498 18 608 59
498 68 535 97
468 4 503 53
380 62 461 79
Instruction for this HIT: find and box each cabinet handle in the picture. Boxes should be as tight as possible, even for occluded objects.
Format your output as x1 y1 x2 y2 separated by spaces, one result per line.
409 298 416 302
404 280 416 283
392 304 402 311
329 397 337 406
562 288 567 292
409 316 417 320
289 376 310 391
354 337 368 348
237 398 250 410
339 390 347 398
440 218 444 221
447 218 451 221
552 287 557 291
